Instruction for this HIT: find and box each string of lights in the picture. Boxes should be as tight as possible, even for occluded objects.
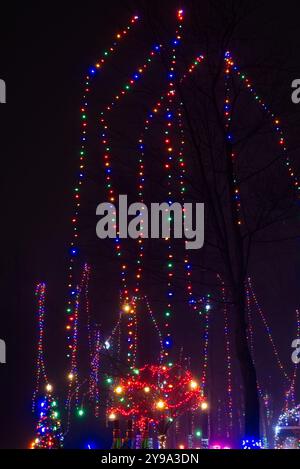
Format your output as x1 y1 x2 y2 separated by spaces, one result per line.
143 295 164 360
32 283 48 411
134 52 204 364
247 277 290 382
67 264 91 408
224 52 242 225
159 10 185 363
89 326 101 418
99 44 162 369
227 51 299 194
65 15 140 362
218 275 233 436
200 295 211 398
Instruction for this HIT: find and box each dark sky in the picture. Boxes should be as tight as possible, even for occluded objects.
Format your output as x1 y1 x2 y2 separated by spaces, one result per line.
1 0 300 449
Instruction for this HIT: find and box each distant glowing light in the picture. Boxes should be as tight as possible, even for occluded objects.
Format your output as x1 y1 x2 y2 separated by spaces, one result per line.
45 383 53 393
114 386 123 395
122 304 131 313
177 9 184 20
156 400 166 410
201 401 208 410
190 380 198 390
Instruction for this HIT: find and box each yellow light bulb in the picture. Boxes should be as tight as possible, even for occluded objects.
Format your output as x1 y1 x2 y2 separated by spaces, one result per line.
190 380 198 390
144 386 150 393
108 412 117 421
122 304 131 313
46 383 53 393
201 401 208 411
68 373 74 381
156 400 165 410
114 386 123 395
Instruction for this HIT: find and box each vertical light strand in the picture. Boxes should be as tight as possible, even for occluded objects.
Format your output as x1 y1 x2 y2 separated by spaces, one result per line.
246 283 272 448
218 274 233 436
135 94 165 297
175 102 194 311
200 295 210 397
98 45 162 370
121 297 138 369
224 52 242 225
32 283 48 411
135 55 204 365
89 326 101 418
67 264 91 408
160 9 185 364
177 54 204 311
65 16 140 362
67 285 80 408
98 45 161 357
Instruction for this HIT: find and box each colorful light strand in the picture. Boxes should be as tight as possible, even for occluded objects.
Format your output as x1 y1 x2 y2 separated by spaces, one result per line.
159 10 186 362
65 15 140 361
67 263 91 407
200 295 211 398
226 51 299 194
89 326 101 418
32 283 48 411
224 52 242 225
218 274 233 436
247 277 290 382
99 44 162 369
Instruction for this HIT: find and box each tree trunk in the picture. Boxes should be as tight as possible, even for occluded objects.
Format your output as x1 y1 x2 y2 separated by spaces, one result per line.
224 140 260 440
234 283 260 439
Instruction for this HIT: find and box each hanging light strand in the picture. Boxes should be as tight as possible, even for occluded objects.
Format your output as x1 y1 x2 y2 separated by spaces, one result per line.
32 283 48 411
65 16 140 360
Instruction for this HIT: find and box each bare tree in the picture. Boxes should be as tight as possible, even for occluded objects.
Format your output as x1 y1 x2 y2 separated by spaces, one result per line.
74 0 300 441
130 0 300 439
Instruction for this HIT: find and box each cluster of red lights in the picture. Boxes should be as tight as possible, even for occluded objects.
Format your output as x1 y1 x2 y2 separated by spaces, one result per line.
108 364 205 430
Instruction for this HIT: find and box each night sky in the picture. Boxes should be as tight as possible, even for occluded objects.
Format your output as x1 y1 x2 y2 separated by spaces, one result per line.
1 0 300 449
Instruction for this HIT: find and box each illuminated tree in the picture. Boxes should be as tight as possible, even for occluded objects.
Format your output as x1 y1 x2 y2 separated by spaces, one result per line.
107 364 204 448
32 3 300 446
31 384 64 449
